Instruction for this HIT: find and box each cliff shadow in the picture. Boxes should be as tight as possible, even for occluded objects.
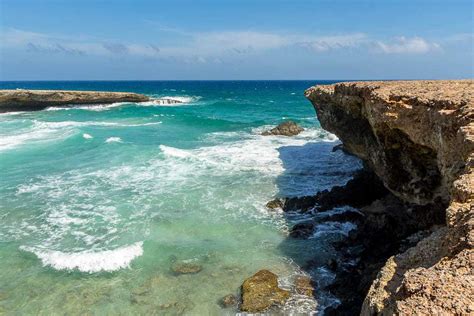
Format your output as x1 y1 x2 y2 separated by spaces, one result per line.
272 141 364 302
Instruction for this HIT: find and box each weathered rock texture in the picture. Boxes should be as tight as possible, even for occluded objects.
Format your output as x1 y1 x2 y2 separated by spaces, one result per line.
0 89 149 112
305 80 473 315
240 270 290 313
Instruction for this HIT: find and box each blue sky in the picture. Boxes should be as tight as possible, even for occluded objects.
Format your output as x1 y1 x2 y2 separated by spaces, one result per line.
0 0 473 80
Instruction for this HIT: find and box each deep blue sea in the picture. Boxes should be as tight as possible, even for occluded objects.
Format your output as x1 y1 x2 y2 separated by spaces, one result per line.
0 81 361 314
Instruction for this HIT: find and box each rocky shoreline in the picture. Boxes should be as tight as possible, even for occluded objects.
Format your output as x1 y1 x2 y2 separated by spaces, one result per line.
0 89 150 112
299 80 473 315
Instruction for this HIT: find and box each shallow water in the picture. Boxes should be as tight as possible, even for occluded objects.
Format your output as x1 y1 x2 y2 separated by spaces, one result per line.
0 81 361 314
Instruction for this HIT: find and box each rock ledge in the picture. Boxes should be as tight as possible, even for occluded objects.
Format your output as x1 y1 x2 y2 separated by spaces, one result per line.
0 89 149 112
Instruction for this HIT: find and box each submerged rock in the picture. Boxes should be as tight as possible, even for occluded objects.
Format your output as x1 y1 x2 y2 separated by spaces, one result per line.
220 294 238 308
171 261 202 275
262 121 304 136
294 275 314 297
240 270 290 312
289 221 315 239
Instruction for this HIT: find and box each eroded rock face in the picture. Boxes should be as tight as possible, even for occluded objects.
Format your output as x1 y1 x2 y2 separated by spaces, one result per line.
240 270 290 313
262 121 304 136
305 80 474 315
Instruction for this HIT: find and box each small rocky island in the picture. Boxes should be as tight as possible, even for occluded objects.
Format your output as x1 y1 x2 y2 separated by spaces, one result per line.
0 89 150 112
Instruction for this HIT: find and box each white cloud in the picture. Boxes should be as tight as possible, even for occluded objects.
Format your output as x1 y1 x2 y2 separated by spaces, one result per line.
0 27 445 63
375 36 440 54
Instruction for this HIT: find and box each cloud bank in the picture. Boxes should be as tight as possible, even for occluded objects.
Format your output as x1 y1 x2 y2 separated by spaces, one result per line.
0 27 449 64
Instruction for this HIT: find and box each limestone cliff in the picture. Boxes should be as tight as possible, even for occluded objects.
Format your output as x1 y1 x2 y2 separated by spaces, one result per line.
305 80 473 315
0 89 149 112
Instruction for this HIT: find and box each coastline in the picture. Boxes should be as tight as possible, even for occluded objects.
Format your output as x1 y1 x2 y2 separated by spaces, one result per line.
0 80 471 314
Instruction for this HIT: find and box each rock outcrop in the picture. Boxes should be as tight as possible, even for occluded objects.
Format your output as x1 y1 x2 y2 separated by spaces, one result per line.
0 89 149 112
262 121 304 136
240 270 290 312
305 80 473 315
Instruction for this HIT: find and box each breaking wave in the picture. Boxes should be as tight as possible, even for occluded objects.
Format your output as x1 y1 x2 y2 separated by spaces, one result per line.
20 242 144 273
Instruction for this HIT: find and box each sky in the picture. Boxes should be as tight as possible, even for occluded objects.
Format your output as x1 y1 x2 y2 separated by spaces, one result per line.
0 0 473 80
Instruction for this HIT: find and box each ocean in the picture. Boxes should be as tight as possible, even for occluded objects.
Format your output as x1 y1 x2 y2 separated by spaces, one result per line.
0 81 361 314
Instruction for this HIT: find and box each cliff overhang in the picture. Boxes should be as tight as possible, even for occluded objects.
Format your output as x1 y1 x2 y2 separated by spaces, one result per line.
305 80 473 315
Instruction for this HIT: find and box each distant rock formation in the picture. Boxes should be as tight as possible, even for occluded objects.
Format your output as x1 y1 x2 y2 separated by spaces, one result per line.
0 89 150 112
262 121 304 136
305 80 473 315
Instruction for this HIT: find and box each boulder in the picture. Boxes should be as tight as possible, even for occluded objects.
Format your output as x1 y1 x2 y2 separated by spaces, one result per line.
220 294 238 308
171 261 202 275
266 198 283 209
262 121 304 136
241 270 290 312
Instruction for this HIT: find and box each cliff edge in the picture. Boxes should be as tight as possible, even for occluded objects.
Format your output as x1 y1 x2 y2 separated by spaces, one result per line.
305 80 473 315
0 89 149 112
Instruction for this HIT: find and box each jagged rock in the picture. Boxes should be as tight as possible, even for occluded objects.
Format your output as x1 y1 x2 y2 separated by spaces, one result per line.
281 168 388 213
171 261 202 275
266 198 283 209
289 221 315 239
220 294 238 308
282 195 318 212
0 89 149 112
262 121 304 136
294 275 314 296
240 270 290 312
305 80 474 315
326 259 338 271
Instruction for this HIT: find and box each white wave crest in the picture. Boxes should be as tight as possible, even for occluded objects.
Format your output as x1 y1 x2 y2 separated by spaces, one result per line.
83 133 93 139
45 102 126 112
159 144 191 158
105 137 122 143
20 242 143 273
138 96 201 107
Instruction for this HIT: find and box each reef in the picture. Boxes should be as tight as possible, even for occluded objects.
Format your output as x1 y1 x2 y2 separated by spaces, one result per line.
302 80 473 315
0 89 149 112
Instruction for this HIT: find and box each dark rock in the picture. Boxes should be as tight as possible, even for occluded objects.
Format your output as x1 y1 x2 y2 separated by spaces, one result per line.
324 194 447 315
240 270 290 313
262 121 304 136
220 294 238 308
171 261 202 275
280 168 388 213
289 221 315 239
312 169 388 211
282 195 318 212
320 210 364 223
326 259 338 271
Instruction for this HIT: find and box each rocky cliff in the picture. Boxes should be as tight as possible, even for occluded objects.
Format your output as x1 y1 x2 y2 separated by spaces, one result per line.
305 80 473 315
0 89 149 112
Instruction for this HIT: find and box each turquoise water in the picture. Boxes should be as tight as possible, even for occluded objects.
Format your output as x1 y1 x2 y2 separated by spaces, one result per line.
0 81 361 315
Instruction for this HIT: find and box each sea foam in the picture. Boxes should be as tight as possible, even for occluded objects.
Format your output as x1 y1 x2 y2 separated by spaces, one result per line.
20 242 143 273
105 137 122 143
138 96 201 107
